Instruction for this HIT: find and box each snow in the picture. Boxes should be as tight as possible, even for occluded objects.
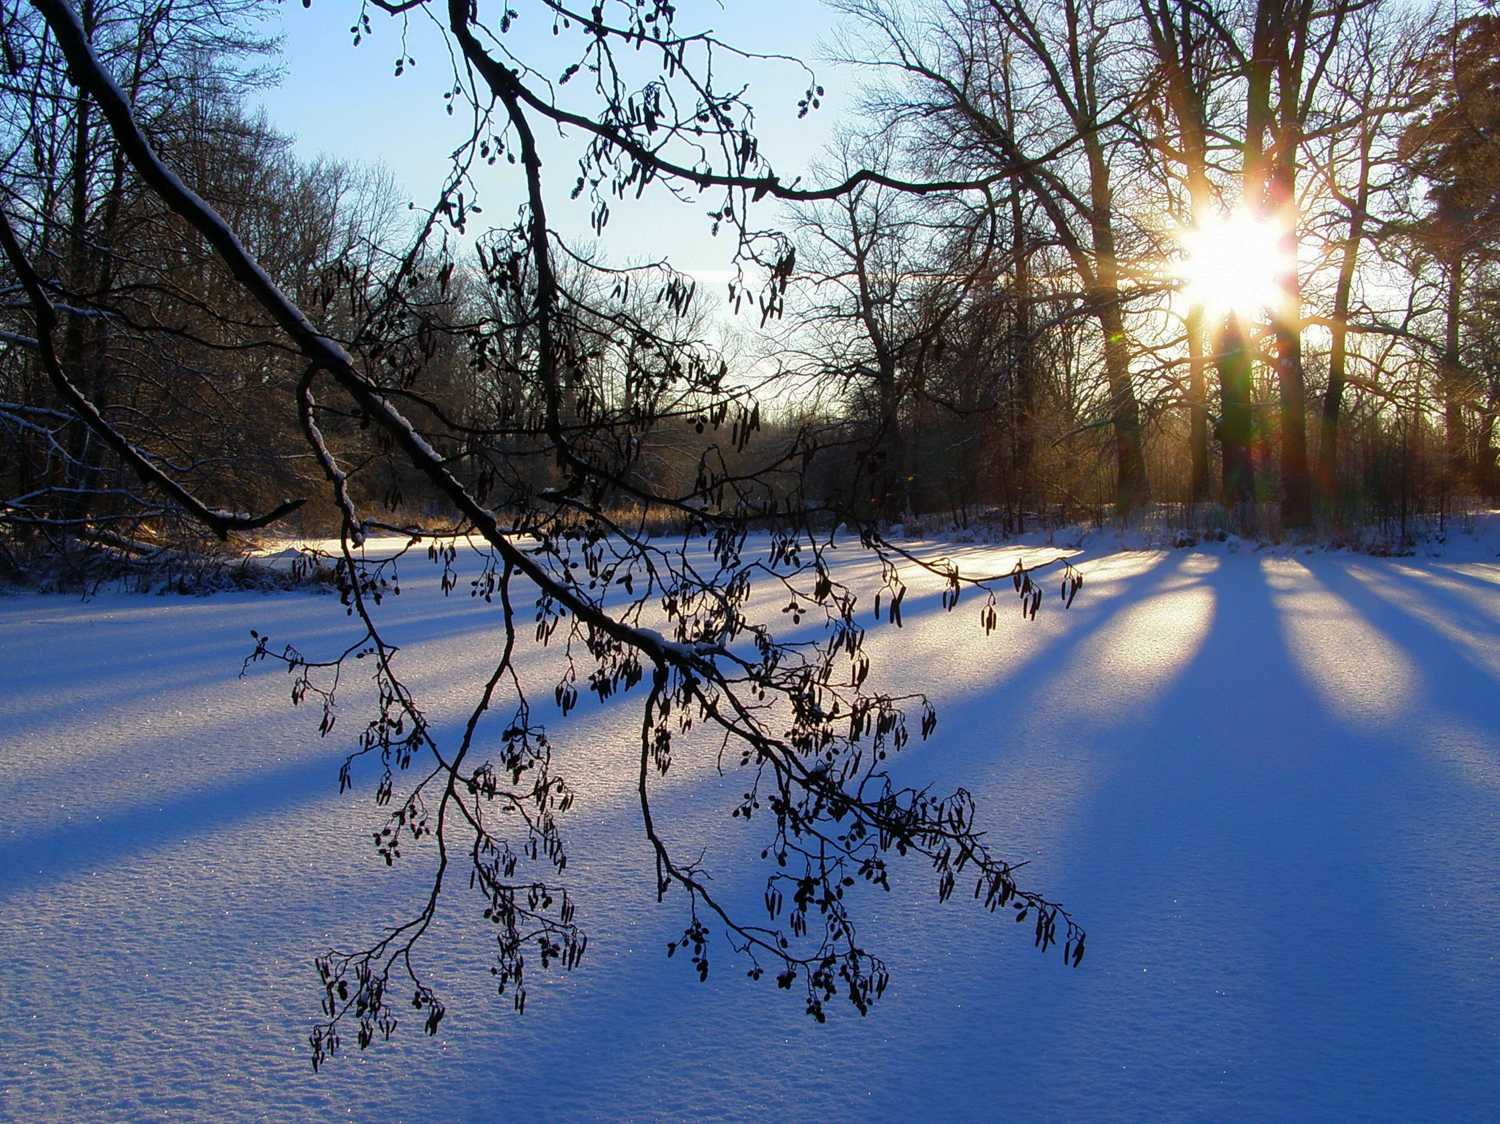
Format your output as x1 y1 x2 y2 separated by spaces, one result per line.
4 535 1500 1121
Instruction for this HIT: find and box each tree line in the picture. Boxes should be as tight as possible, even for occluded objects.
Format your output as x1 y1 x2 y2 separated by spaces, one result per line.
7 0 1496 568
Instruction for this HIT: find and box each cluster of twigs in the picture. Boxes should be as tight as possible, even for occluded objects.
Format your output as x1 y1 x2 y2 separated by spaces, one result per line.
3 0 1088 1072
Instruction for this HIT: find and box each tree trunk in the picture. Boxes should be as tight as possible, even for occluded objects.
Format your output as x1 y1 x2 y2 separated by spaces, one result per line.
1100 299 1149 513
1319 319 1347 505
1010 190 1035 529
1273 315 1312 528
877 359 907 522
1218 314 1256 505
1269 29 1313 529
1139 0 1213 505
1186 306 1211 503
1442 259 1468 491
1085 149 1148 514
1317 115 1375 507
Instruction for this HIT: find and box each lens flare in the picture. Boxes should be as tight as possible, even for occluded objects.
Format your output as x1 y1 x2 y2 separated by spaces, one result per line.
1176 210 1292 319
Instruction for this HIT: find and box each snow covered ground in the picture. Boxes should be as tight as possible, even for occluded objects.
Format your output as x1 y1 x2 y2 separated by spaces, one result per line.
3 535 1500 1122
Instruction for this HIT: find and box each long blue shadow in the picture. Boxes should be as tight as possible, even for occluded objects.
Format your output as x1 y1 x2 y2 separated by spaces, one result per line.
1040 554 1500 1121
1318 560 1500 735
412 554 1191 1123
0 748 347 900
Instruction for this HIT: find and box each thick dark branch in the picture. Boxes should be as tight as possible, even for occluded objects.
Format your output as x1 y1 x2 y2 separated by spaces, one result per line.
439 0 1029 203
29 0 722 676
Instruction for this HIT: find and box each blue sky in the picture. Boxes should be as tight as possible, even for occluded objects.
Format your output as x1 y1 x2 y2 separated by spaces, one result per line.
256 0 864 279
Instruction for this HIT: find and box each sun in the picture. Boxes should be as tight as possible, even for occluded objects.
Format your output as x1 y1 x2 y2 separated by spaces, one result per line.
1175 210 1293 320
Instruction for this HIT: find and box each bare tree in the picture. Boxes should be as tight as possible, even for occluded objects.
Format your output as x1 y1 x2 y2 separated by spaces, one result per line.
1303 3 1426 503
0 0 363 578
839 0 1154 513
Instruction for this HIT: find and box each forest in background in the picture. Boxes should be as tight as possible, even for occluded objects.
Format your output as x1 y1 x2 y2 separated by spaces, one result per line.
3 0 1499 582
